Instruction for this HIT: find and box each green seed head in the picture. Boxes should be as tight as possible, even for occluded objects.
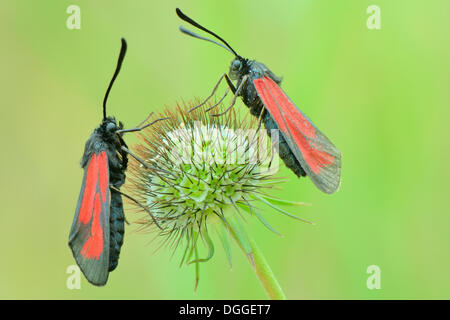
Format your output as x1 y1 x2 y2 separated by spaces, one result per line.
127 100 311 287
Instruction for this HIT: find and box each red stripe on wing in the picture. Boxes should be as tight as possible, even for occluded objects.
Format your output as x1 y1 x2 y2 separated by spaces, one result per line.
81 192 104 259
256 77 316 139
254 76 335 174
285 118 334 174
69 149 110 284
78 153 98 224
254 78 288 133
76 151 108 260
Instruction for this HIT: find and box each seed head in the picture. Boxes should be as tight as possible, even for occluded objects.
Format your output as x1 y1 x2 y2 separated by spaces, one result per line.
126 99 311 288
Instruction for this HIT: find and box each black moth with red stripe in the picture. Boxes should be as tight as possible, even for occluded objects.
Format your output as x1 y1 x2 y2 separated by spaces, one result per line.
68 39 128 286
177 9 341 194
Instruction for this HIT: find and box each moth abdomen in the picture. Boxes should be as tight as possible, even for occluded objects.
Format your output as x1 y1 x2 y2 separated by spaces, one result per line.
108 190 125 272
263 113 307 178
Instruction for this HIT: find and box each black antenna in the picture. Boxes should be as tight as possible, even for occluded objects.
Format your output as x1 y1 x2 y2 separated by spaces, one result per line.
176 8 240 58
179 26 236 55
103 38 127 120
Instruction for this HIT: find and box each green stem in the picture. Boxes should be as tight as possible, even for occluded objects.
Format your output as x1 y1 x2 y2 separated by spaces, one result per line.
230 230 286 300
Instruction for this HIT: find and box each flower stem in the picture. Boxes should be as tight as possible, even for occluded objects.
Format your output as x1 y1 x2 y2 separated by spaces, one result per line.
229 229 286 300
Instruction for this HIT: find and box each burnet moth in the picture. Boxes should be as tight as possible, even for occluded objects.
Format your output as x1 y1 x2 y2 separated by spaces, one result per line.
68 38 163 286
176 8 342 194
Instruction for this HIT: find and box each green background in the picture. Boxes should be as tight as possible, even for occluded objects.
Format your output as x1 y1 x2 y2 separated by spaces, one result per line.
1 0 449 299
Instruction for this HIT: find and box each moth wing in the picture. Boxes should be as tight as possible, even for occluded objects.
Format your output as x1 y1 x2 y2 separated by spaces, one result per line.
254 76 341 194
68 150 111 286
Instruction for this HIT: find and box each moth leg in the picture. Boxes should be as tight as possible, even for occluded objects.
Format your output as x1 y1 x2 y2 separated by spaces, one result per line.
110 185 163 230
246 105 266 154
120 146 174 176
266 126 282 172
203 74 237 114
188 73 227 113
256 103 265 129
224 74 237 94
210 75 248 116
133 112 154 129
120 146 180 194
198 88 229 114
116 114 169 134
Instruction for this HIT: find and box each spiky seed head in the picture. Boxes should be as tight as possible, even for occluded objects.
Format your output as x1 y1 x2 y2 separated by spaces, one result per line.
126 99 311 287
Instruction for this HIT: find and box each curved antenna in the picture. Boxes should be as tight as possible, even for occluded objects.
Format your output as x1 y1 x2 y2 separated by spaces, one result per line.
176 8 240 58
103 38 127 120
179 26 236 55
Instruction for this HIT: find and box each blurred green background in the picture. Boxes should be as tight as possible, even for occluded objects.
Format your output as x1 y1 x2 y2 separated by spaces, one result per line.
1 0 449 299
